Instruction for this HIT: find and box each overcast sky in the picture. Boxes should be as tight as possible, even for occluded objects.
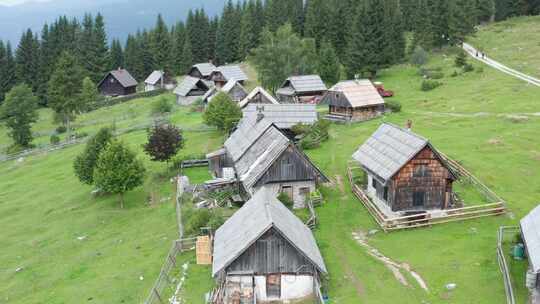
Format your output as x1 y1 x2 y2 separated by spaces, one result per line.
0 0 52 6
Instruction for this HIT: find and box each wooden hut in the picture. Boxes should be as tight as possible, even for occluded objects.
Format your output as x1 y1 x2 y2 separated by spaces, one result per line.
212 188 327 303
174 76 213 105
239 86 280 109
322 80 385 123
206 118 328 208
97 68 138 96
211 65 248 88
520 206 540 291
188 62 216 80
276 75 327 104
144 70 176 92
352 123 456 213
204 79 248 104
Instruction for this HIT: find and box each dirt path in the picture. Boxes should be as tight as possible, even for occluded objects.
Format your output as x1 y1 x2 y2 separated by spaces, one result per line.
352 231 429 292
335 247 365 297
463 43 540 87
335 175 346 194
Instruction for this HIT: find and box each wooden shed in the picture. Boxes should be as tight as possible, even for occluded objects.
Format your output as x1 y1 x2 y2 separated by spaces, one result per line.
188 62 217 80
276 75 327 104
206 117 328 208
144 70 176 92
239 86 280 109
520 206 540 291
174 76 213 106
97 68 138 96
212 188 327 304
211 65 248 88
352 123 456 213
322 80 385 123
204 79 248 104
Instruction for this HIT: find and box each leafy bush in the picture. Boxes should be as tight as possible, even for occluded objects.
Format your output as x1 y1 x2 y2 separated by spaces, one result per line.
294 120 330 150
277 192 294 209
455 50 467 67
143 124 184 163
56 125 67 134
208 214 226 232
418 67 444 79
73 132 89 139
152 97 173 115
385 99 401 113
203 92 242 133
421 80 442 91
451 70 459 77
410 46 428 66
185 208 211 236
50 134 60 145
429 71 444 79
463 63 475 72
190 98 205 112
300 133 322 150
352 169 367 186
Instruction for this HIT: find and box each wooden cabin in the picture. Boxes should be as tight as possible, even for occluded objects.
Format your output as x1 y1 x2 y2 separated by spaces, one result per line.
211 65 248 88
174 76 213 105
520 206 540 291
212 188 327 304
206 118 328 208
352 123 456 213
322 80 385 123
144 70 176 92
204 79 248 104
188 62 216 80
239 86 280 109
276 75 327 104
97 68 138 96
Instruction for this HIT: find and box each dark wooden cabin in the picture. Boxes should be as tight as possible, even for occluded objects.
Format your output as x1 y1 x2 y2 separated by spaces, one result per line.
212 188 327 303
97 69 138 96
353 123 456 213
206 118 328 208
276 75 327 104
322 80 385 123
210 65 248 88
238 86 280 108
188 62 216 80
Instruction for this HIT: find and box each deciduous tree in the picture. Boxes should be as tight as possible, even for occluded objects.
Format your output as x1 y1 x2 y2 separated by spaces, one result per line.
143 124 184 163
203 92 242 133
1 84 38 147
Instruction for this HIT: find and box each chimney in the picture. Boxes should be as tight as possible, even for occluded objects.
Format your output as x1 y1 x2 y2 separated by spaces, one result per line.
406 119 413 131
256 106 265 122
118 67 122 71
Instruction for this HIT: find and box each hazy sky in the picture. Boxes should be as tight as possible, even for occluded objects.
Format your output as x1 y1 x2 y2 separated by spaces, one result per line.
0 0 53 6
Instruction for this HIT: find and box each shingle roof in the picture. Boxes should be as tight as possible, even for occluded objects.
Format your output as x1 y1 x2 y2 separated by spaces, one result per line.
326 80 385 108
224 116 274 163
103 69 138 88
221 79 244 93
521 205 540 273
242 104 318 129
215 65 248 82
281 75 327 94
212 187 327 277
239 87 280 108
144 70 164 85
174 76 209 97
192 63 217 77
352 123 430 181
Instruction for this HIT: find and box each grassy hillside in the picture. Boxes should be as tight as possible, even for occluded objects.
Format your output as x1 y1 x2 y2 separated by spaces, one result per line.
468 16 540 78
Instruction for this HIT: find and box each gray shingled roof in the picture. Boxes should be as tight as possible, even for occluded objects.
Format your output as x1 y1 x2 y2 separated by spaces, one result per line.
224 116 274 163
193 63 216 77
174 76 209 97
212 187 327 277
521 205 540 273
105 69 138 88
215 65 248 81
352 123 429 181
239 86 280 108
326 80 385 108
280 75 327 94
242 104 318 129
144 70 163 85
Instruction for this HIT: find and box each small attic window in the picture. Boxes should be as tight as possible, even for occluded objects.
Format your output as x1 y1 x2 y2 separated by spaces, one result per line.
110 78 115 83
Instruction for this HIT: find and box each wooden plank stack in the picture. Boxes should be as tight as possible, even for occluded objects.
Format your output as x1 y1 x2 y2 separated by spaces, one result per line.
196 235 212 265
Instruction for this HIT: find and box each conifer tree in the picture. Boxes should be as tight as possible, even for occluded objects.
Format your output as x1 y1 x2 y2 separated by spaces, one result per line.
476 0 495 23
109 39 124 70
179 36 193 74
139 30 155 79
304 0 328 47
318 41 340 85
151 14 171 73
124 34 143 80
91 13 109 81
449 0 477 44
0 41 7 103
238 0 257 59
411 0 434 50
15 29 40 92
171 22 186 75
428 0 451 48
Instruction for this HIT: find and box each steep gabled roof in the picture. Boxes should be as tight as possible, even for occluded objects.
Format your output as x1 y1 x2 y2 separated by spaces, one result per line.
214 65 248 82
99 69 138 88
242 103 318 129
238 86 280 108
521 205 540 273
212 188 327 277
192 63 217 77
174 76 210 97
279 75 327 94
144 70 163 85
324 80 384 108
224 116 274 163
352 123 453 182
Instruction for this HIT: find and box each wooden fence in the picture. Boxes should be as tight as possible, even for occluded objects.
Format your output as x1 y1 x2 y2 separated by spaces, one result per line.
143 238 197 304
347 153 507 232
497 226 519 304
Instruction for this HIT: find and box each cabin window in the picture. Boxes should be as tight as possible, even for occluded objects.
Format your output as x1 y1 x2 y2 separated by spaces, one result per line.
281 186 293 200
281 157 293 173
109 78 115 83
413 191 425 207
413 165 430 177
266 274 281 298
383 186 388 201
372 177 378 190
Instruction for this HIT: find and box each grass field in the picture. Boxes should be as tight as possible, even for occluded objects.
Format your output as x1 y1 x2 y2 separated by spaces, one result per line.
468 15 540 79
2 17 540 304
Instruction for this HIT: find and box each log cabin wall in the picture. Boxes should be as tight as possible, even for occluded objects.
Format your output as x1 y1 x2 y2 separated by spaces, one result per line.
390 146 453 211
99 74 136 96
188 68 203 79
226 228 316 275
229 85 248 102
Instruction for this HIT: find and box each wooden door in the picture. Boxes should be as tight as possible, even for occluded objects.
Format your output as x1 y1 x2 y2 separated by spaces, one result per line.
266 274 281 298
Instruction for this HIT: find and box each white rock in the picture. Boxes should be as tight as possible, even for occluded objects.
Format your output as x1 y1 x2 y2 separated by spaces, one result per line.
15 267 23 272
139 276 144 281
445 283 457 290
17 157 24 163
368 229 379 236
77 236 87 241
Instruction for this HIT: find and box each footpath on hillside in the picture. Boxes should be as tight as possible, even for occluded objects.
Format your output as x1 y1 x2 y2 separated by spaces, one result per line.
462 43 540 87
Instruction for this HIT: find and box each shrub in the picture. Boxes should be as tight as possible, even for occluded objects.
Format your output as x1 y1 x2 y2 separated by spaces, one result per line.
463 63 475 72
185 208 211 236
294 120 330 150
410 46 428 66
352 169 367 186
429 71 444 79
50 134 60 145
455 50 467 67
300 133 321 150
208 213 226 232
476 66 484 73
203 92 242 133
421 80 442 91
73 132 89 139
56 125 67 134
152 97 173 115
451 70 459 77
385 99 401 113
73 127 114 185
277 192 294 209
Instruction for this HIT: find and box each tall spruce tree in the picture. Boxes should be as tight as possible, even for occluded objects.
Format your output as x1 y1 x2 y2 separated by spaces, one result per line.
449 0 477 44
428 0 451 48
304 0 328 47
0 41 7 103
411 0 435 50
124 34 143 80
90 13 109 82
476 0 496 23
317 41 341 85
151 14 172 73
179 36 193 74
171 21 187 75
109 39 124 70
15 29 40 92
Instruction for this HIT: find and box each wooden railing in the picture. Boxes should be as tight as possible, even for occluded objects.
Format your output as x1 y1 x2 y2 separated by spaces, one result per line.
497 226 519 304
